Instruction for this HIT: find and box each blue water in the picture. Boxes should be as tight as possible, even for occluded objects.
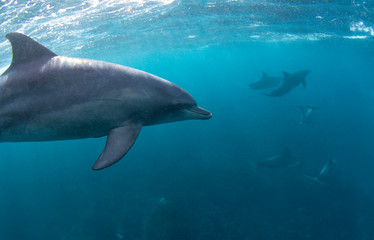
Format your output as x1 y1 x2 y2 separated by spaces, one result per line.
1 1 374 239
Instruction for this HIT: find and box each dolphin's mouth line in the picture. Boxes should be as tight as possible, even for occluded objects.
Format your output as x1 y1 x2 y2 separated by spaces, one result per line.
186 105 212 119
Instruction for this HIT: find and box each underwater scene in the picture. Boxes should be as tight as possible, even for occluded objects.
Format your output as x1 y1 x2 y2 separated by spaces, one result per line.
0 1 374 239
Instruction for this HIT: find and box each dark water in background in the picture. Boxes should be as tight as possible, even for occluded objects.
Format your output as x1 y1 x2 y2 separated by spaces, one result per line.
1 1 374 239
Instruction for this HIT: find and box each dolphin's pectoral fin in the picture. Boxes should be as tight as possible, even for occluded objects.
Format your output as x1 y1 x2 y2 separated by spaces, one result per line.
92 124 142 170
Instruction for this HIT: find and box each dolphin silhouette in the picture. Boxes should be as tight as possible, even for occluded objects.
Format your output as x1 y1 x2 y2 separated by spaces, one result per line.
297 105 320 125
304 156 337 185
249 72 282 90
258 147 297 168
264 70 311 97
0 33 212 170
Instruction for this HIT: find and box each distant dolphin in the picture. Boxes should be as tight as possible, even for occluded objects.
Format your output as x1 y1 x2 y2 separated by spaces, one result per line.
258 147 297 168
0 32 212 170
249 72 282 90
116 233 124 240
304 156 337 185
264 70 311 97
297 105 320 125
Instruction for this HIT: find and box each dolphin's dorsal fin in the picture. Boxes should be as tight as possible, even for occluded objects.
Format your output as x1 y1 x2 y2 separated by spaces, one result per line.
282 71 291 80
92 123 142 170
5 32 57 68
282 147 292 159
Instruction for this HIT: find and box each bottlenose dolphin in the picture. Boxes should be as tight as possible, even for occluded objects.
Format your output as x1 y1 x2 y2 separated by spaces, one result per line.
249 72 282 90
0 32 212 170
304 156 337 185
258 147 297 168
264 70 311 97
297 105 320 125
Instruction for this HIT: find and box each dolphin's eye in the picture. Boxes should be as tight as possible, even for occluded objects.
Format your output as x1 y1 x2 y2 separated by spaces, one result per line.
174 102 182 109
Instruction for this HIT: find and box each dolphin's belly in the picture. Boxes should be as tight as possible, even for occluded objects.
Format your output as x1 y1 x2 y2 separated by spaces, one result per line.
0 99 134 142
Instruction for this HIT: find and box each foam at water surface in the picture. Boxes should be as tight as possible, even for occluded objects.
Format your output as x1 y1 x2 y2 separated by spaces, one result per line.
0 0 373 55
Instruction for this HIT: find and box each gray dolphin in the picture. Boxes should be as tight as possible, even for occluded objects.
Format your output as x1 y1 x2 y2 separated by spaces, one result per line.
258 147 297 168
304 156 337 185
0 32 212 170
264 70 311 97
249 72 282 90
297 105 320 125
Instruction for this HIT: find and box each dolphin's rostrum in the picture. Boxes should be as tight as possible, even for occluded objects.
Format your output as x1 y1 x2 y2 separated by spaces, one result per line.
0 32 212 170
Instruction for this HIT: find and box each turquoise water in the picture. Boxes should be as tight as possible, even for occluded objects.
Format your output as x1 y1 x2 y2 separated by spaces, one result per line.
1 1 374 239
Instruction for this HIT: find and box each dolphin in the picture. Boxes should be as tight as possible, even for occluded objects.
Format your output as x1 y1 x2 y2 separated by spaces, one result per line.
264 70 311 97
319 156 337 178
257 147 297 168
249 72 282 90
297 105 320 125
304 156 337 185
0 32 212 170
